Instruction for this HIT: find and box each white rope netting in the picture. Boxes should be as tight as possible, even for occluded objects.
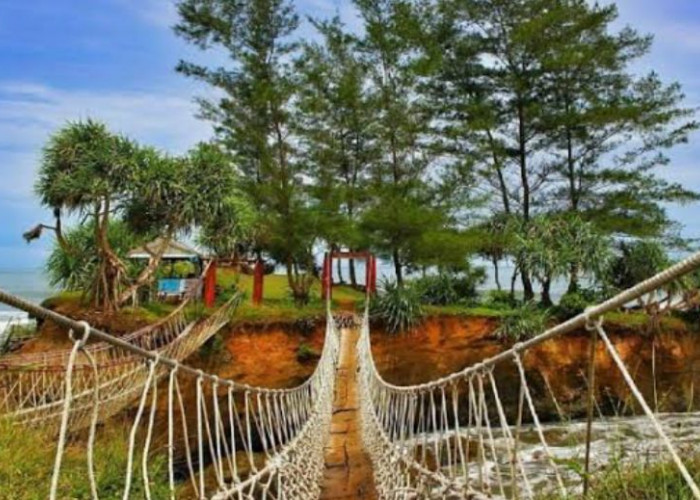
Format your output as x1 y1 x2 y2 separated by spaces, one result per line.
356 249 700 499
39 304 339 499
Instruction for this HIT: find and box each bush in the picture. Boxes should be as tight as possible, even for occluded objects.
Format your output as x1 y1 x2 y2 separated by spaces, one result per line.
199 333 225 357
484 289 519 310
554 289 600 320
414 269 485 306
555 292 589 319
371 280 424 334
584 454 700 500
296 342 320 362
0 421 171 499
496 303 550 341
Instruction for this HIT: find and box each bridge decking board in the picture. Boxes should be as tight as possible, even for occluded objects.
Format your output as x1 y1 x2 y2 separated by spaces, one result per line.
320 326 377 499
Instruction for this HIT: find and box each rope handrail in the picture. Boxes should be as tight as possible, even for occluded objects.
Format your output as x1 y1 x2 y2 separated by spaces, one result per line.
355 251 700 498
369 249 700 393
17 294 339 499
0 261 212 366
0 286 331 403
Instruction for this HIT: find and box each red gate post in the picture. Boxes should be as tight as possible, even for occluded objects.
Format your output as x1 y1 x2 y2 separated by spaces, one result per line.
369 255 377 295
322 252 332 301
204 260 217 308
252 259 264 306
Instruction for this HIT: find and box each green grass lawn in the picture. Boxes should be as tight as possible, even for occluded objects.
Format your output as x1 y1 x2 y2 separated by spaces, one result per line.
217 268 366 324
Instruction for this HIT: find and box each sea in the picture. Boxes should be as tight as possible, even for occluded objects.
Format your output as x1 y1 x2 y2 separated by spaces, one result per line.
0 259 570 335
0 268 53 335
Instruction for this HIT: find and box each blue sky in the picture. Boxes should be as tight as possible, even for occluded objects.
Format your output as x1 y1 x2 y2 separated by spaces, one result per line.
0 0 699 270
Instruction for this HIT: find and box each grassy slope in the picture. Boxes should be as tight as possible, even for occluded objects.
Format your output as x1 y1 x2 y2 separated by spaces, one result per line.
37 270 696 334
217 268 365 323
0 421 171 499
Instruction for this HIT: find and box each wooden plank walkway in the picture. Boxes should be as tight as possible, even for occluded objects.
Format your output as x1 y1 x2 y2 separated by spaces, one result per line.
320 325 377 499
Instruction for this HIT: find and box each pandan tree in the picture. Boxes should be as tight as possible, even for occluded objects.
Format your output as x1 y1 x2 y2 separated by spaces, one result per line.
26 120 139 310
27 120 242 310
117 142 240 305
45 220 141 295
514 213 610 306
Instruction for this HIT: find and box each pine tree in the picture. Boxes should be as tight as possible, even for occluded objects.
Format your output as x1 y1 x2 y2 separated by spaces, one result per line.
433 0 698 297
175 0 318 304
296 17 377 287
354 0 471 285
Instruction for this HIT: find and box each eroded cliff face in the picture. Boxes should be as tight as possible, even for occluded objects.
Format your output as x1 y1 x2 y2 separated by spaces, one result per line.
210 322 324 388
369 315 700 419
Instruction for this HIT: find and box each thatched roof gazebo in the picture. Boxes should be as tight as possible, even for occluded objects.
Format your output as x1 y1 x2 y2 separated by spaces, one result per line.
127 238 216 306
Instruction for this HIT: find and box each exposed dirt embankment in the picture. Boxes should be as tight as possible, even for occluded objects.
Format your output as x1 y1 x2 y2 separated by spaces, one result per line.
195 320 325 388
370 314 700 419
11 302 700 421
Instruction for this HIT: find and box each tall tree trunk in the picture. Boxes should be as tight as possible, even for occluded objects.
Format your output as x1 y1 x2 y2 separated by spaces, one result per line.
492 257 502 291
349 257 357 287
117 231 172 307
521 266 535 302
516 99 534 302
517 100 530 222
393 249 403 286
486 129 511 215
286 259 309 306
336 253 344 284
510 265 519 300
567 262 580 294
541 276 553 307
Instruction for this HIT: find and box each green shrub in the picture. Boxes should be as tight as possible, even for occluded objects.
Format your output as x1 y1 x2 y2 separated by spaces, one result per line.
296 342 320 362
583 455 700 500
414 269 485 306
553 288 597 320
496 303 550 341
0 421 171 499
199 332 225 357
484 289 519 310
371 280 424 334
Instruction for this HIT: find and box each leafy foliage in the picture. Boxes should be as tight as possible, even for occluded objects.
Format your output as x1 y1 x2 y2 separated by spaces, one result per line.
514 214 611 304
371 279 424 334
554 289 600 320
483 290 519 311
31 120 247 310
496 304 551 341
296 343 320 362
414 269 486 306
46 220 141 293
603 240 671 293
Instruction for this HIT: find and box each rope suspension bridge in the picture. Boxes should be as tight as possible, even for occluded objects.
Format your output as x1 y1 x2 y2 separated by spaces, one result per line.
2 253 700 498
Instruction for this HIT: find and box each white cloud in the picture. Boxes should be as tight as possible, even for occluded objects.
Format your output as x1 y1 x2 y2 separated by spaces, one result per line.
110 0 180 29
0 81 214 201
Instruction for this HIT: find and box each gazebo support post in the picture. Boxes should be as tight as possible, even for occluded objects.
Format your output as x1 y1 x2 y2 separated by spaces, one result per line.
204 260 217 308
252 259 264 306
322 252 332 301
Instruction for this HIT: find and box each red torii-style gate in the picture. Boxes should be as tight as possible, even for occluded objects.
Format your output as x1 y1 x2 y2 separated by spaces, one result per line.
250 251 377 306
321 250 377 300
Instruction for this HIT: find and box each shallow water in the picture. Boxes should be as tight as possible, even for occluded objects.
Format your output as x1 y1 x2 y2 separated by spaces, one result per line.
421 412 700 498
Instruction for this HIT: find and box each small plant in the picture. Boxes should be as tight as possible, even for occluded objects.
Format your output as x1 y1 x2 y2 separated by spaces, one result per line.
583 454 700 500
484 289 519 310
293 317 317 336
296 342 320 362
496 303 550 341
554 289 599 320
199 333 225 357
414 270 485 306
371 279 423 334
